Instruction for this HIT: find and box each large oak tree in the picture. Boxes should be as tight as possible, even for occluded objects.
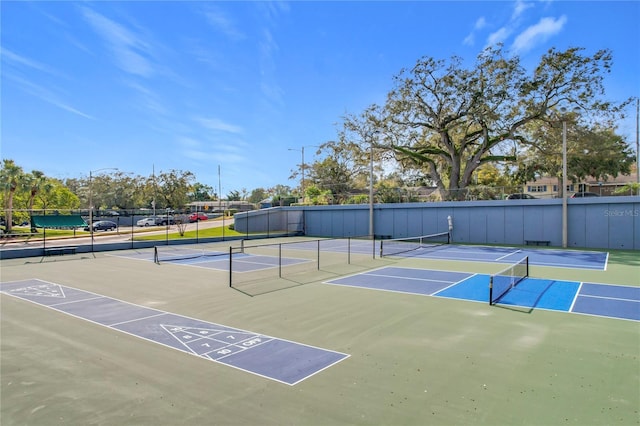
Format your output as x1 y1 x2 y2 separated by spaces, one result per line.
375 46 630 199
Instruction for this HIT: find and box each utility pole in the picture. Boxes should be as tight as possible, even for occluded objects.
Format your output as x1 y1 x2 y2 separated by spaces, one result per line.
636 98 640 195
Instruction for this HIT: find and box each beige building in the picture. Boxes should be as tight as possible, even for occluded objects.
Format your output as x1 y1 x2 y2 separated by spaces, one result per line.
523 174 637 198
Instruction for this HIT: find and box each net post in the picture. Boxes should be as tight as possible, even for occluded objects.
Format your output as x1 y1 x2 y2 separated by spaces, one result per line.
229 246 233 287
372 235 376 259
489 276 494 305
278 244 282 278
525 256 529 277
241 239 245 254
317 240 320 270
348 237 351 264
154 246 159 264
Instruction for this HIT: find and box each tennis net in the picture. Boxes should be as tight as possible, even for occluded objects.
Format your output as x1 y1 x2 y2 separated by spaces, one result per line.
154 244 229 264
379 232 450 257
489 256 529 305
228 237 379 296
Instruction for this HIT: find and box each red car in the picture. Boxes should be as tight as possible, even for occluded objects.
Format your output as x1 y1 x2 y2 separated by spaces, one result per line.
189 212 208 222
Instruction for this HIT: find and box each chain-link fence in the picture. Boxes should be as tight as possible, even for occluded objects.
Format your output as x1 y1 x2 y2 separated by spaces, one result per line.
0 208 307 258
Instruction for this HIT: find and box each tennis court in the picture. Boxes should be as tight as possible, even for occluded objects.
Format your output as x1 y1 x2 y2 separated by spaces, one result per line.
404 245 609 270
113 237 609 271
378 236 609 270
1 236 638 425
325 266 639 321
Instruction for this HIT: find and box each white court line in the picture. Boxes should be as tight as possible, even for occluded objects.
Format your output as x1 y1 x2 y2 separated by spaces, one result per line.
569 282 583 312
362 272 457 285
434 273 481 294
110 312 167 327
50 296 105 307
1 278 350 386
578 294 640 303
495 250 522 261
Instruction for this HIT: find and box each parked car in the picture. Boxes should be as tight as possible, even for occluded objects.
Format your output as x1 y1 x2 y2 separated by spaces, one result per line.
84 220 117 232
571 192 600 198
156 217 176 226
189 212 208 222
507 193 537 200
136 217 158 227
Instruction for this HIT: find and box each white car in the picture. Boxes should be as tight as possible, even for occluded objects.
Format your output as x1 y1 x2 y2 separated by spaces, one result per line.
136 217 157 227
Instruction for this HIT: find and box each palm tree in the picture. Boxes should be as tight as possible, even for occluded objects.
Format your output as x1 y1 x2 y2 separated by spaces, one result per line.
1 159 25 234
25 170 46 231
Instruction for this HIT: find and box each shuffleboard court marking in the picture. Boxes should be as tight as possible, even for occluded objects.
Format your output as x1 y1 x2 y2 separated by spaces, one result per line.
0 279 349 385
160 324 275 361
8 282 67 298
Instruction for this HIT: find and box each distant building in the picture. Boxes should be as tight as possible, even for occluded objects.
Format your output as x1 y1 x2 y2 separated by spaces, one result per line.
259 199 272 209
522 174 636 198
186 201 255 213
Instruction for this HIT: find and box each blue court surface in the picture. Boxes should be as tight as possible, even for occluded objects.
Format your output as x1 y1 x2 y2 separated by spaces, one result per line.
291 239 609 270
112 249 310 272
114 242 609 272
384 245 609 270
0 279 349 385
326 267 639 322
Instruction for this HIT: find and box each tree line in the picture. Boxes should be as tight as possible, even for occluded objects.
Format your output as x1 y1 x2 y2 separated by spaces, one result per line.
308 45 635 203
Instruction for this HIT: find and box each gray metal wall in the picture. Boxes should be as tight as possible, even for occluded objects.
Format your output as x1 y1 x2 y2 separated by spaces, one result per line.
235 196 640 250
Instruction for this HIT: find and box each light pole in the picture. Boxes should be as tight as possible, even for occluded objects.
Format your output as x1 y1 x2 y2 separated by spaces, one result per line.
89 167 118 250
561 114 568 248
636 99 640 195
288 146 319 203
369 141 374 238
558 106 579 248
369 131 380 241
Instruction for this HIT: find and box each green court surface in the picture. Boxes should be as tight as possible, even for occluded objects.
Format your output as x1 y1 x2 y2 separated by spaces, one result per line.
1 239 638 425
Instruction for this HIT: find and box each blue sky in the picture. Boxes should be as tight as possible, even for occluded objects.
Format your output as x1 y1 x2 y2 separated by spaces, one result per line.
2 1 638 196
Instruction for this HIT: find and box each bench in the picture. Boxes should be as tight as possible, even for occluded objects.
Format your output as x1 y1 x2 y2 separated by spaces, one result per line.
525 240 550 246
44 246 78 256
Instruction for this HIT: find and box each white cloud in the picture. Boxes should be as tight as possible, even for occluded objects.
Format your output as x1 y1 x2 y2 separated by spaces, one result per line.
487 27 511 46
482 0 541 49
462 16 487 46
181 146 245 165
178 137 248 165
1 48 63 77
512 0 534 20
512 15 567 53
463 33 475 46
124 80 168 116
194 117 244 134
4 72 94 119
178 137 201 148
81 7 153 77
201 6 245 41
